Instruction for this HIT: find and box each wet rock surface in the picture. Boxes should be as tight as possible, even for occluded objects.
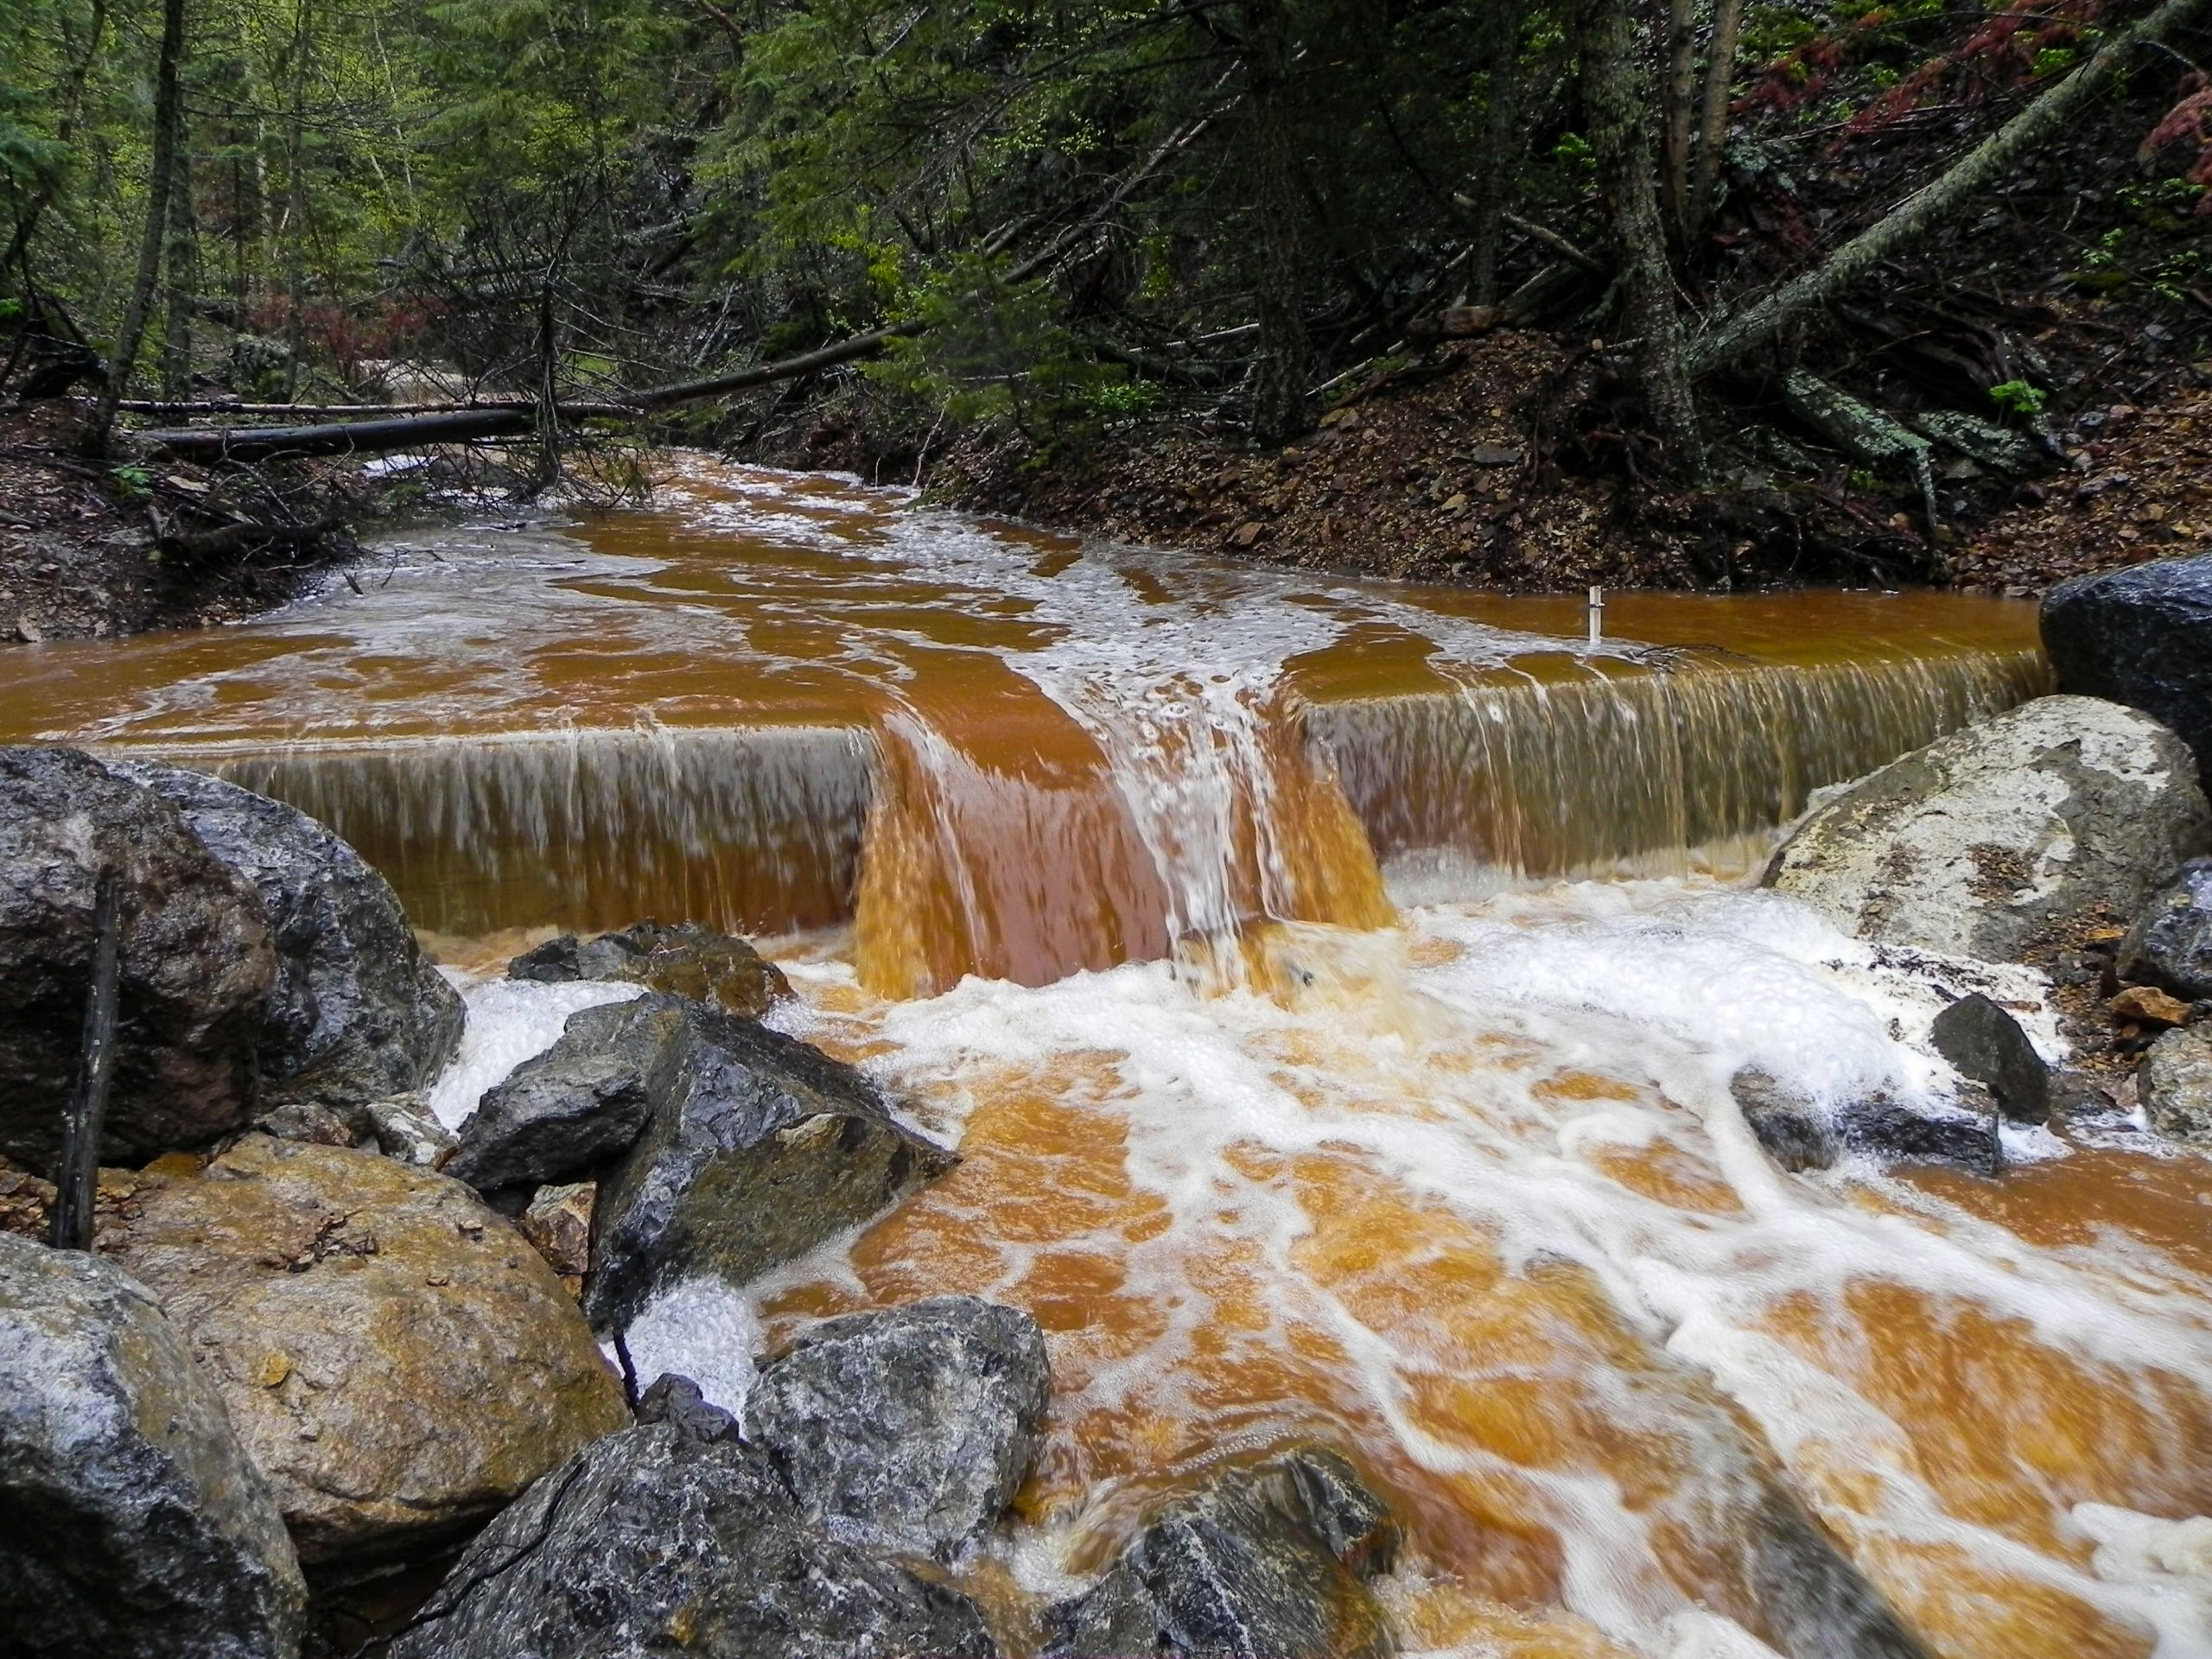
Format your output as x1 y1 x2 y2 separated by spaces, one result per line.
2119 857 2212 1002
1764 696 2212 965
107 760 464 1116
0 1233 308 1659
0 745 275 1166
747 1296 1049 1560
518 1181 595 1291
1929 994 2050 1123
582 1000 957 1333
446 994 678 1195
511 920 792 1019
105 1134 629 1562
2044 553 2212 777
388 1421 999 1659
1731 1068 1999 1175
1041 1446 1400 1659
2139 1026 2212 1141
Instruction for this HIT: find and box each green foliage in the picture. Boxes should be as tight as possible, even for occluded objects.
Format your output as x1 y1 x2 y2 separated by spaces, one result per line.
1987 379 2047 417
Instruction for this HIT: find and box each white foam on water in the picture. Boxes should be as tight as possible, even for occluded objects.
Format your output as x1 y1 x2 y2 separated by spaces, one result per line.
618 1276 764 1419
422 972 643 1129
817 879 2212 1656
2074 1504 2212 1653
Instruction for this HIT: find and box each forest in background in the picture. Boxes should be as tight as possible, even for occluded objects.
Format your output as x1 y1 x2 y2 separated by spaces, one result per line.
2 0 2209 599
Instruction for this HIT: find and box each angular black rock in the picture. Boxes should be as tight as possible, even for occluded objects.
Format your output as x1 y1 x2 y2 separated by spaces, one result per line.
0 746 275 1164
2120 857 2212 1003
0 1234 308 1659
581 1000 957 1332
1929 994 2050 1124
747 1296 1049 1560
1730 1068 1998 1175
510 919 791 1018
2044 553 2212 776
1041 1446 1400 1659
446 995 685 1194
387 1422 999 1659
109 760 465 1117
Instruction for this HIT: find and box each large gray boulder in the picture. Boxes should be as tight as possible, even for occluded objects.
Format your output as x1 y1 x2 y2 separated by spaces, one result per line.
0 747 276 1166
747 1297 1049 1561
2043 553 2212 776
1041 1447 1401 1659
1729 1068 1997 1175
109 761 464 1116
0 1234 308 1659
511 920 791 1020
582 1000 957 1333
1764 696 2212 963
388 1419 1000 1659
446 995 677 1196
2119 857 2212 1002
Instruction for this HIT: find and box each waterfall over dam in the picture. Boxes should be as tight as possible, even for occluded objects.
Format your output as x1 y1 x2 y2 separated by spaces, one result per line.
16 461 2209 1659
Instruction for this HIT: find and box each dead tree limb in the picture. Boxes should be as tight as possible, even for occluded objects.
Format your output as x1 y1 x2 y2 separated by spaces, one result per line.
50 872 121 1252
1686 0 2209 377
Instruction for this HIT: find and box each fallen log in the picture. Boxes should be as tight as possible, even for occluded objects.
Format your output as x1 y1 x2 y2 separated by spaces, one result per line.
137 403 635 461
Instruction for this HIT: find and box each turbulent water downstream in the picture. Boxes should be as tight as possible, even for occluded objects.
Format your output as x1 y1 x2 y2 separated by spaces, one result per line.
13 462 2212 1658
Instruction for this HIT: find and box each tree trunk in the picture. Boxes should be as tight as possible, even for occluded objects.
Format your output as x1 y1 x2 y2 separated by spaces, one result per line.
162 126 200 399
1468 0 1529 308
87 0 187 452
1240 0 1313 445
1576 0 1700 463
1688 0 1745 234
1661 0 1699 238
1687 0 2207 376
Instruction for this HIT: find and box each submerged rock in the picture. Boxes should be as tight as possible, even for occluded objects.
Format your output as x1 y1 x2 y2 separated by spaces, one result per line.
747 1296 1050 1560
0 745 275 1166
2043 552 2212 776
1764 696 2211 964
1729 1068 1997 1174
446 995 683 1195
1041 1446 1401 1659
106 1135 628 1562
2139 1026 2212 1141
1929 994 2050 1123
388 1421 999 1659
511 920 792 1018
582 1001 957 1333
2119 858 2212 1001
108 760 464 1117
0 1234 308 1659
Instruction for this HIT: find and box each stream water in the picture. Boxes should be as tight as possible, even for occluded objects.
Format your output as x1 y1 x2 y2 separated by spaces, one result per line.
11 461 2212 1658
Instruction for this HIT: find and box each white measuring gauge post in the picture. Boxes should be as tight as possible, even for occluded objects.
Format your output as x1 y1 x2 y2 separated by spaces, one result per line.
1586 584 1605 645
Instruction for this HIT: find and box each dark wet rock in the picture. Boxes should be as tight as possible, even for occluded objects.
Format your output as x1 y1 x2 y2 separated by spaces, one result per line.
1741 1482 1933 1659
747 1296 1049 1560
253 1100 356 1147
1729 1068 1998 1175
635 1371 741 1444
2044 553 2212 777
1764 696 2211 965
2119 857 2212 1002
1041 1446 1400 1659
582 1002 957 1333
106 1135 629 1563
387 1422 999 1659
445 994 674 1194
2139 1026 2212 1141
0 1232 308 1658
511 920 792 1019
1731 1068 1838 1172
109 760 464 1116
1929 994 2050 1124
0 745 275 1166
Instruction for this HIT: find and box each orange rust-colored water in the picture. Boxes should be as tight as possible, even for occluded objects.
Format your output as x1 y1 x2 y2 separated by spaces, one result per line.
15 460 2209 1656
